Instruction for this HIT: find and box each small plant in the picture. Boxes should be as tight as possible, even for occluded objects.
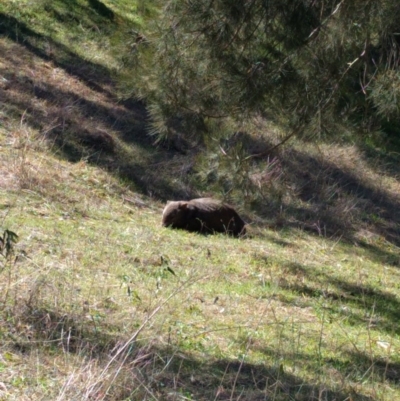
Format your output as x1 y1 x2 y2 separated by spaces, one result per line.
0 229 18 308
0 229 18 266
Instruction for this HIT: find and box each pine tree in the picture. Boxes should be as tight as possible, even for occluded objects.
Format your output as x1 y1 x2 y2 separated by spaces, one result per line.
120 0 400 203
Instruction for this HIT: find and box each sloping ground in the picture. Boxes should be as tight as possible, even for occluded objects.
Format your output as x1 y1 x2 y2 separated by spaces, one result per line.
1 3 400 401
0 10 194 200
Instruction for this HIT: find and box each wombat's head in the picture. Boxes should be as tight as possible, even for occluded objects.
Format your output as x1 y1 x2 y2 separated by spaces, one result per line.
162 201 192 227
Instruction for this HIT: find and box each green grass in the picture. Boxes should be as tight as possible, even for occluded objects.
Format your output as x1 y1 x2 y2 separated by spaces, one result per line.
1 1 400 400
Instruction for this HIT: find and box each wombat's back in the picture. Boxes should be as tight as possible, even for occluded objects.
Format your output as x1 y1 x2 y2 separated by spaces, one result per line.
188 198 246 235
162 198 246 236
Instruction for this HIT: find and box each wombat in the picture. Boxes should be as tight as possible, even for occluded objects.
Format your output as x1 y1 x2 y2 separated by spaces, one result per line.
162 198 246 236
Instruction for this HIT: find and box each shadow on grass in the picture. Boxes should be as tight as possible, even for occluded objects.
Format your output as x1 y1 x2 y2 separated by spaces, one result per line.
252 345 399 392
223 132 400 263
274 261 400 335
0 11 195 200
154 353 376 401
285 150 400 248
246 142 400 264
0 11 114 94
11 306 379 401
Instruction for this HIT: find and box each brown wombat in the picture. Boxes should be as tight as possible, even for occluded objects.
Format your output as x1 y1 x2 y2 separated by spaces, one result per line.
162 198 246 236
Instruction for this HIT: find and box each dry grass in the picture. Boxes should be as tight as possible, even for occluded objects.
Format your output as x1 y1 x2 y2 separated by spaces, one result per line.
1 123 399 399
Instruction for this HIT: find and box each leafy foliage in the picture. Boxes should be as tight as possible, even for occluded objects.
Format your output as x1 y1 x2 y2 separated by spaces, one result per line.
112 0 400 207
127 0 400 142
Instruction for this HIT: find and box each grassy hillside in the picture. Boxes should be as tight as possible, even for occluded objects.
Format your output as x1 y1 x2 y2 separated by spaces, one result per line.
1 1 400 400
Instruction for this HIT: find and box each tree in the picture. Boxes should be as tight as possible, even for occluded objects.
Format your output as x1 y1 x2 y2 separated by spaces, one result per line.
128 0 399 139
120 0 400 202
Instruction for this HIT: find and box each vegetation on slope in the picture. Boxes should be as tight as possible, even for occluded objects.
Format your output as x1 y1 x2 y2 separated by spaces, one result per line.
0 1 400 400
128 0 400 144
